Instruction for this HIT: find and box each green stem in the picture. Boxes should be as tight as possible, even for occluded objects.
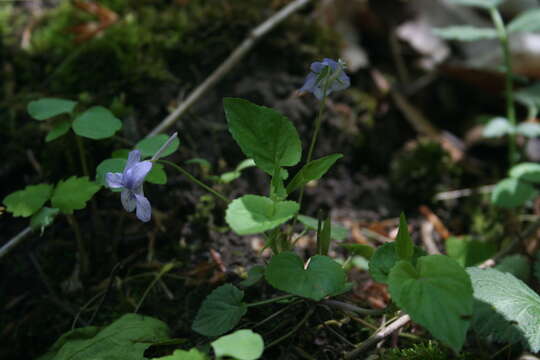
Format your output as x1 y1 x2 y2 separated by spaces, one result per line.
490 7 517 166
246 294 295 307
158 160 230 204
75 135 90 177
67 214 89 275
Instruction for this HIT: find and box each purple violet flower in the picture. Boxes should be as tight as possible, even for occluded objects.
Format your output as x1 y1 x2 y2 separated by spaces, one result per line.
300 58 350 100
106 150 152 222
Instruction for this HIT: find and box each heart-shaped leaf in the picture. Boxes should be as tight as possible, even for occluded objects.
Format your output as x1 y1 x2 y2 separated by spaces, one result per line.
369 242 427 284
388 255 473 351
491 177 536 208
192 284 247 337
72 106 122 140
225 195 299 235
27 98 77 120
265 252 347 301
211 329 264 360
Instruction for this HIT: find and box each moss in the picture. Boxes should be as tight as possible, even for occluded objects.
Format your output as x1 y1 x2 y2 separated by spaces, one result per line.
381 341 476 360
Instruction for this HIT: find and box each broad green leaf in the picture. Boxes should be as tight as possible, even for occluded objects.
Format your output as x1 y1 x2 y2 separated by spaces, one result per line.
225 195 299 235
3 184 53 217
491 178 536 208
112 149 130 158
72 106 122 140
152 348 207 360
286 154 343 194
265 251 347 301
30 207 60 234
223 98 301 176
37 313 170 360
27 98 77 121
192 284 247 337
468 267 540 351
445 236 496 267
297 215 349 241
136 134 180 159
471 299 523 348
239 265 266 287
146 163 167 185
433 26 497 41
395 213 413 261
211 329 264 360
369 242 427 284
45 118 71 142
447 0 502 9
340 243 375 260
509 162 540 183
482 117 514 138
51 176 101 214
516 123 540 138
96 158 166 186
495 254 530 282
508 9 540 33
389 255 473 351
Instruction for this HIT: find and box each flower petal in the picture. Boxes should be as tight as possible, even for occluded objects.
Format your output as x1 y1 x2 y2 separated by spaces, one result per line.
106 172 124 188
121 189 137 212
125 161 152 189
124 150 142 174
310 61 325 73
135 193 151 222
300 72 317 93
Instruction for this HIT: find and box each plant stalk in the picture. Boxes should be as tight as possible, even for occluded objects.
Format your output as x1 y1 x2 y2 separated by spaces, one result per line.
246 294 295 307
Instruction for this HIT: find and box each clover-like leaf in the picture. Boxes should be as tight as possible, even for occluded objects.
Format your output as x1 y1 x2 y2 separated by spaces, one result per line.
51 176 101 214
72 106 122 140
265 252 347 301
27 98 77 121
225 195 299 235
45 118 72 142
286 154 343 194
369 242 427 284
491 178 536 208
389 255 473 351
433 26 497 41
211 329 264 360
136 134 180 159
192 284 247 337
3 184 53 217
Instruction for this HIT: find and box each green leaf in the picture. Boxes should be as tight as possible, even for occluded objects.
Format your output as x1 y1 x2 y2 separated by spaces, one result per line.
535 251 540 283
224 98 301 176
270 166 287 200
211 329 264 360
286 154 343 194
389 255 473 351
468 267 540 351
265 251 347 301
491 178 536 208
509 162 540 183
340 243 375 260
516 123 540 138
30 207 60 234
495 254 530 282
471 299 523 348
27 98 77 121
395 213 413 261
96 158 166 186
136 134 180 159
219 159 256 184
3 184 53 217
433 26 498 41
318 216 332 256
483 117 514 138
508 9 540 33
369 242 427 284
152 349 207 360
446 0 502 9
239 265 266 287
445 236 496 267
192 284 247 337
225 195 299 235
72 106 122 140
37 313 170 360
146 163 167 185
51 176 101 214
297 215 349 241
45 118 72 142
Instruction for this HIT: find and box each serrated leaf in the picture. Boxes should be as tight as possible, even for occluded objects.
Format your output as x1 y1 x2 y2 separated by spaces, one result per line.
389 256 473 351
3 184 53 217
72 106 122 140
508 9 540 33
225 195 299 235
395 213 413 261
136 135 180 159
51 176 101 214
30 207 60 234
265 251 347 301
192 284 247 337
224 98 301 176
340 243 375 260
491 178 536 208
495 254 530 282
509 162 540 183
468 267 540 351
483 117 514 138
297 214 349 241
447 0 502 9
445 236 497 267
152 348 207 360
516 123 540 138
211 329 264 360
286 154 343 194
37 313 170 360
433 26 498 41
369 242 427 284
46 118 71 142
239 265 266 287
27 98 77 121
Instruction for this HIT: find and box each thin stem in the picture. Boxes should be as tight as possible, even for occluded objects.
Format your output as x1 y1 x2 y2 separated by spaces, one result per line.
158 160 230 204
490 7 517 165
266 306 315 349
246 294 295 307
321 299 386 316
67 214 89 275
0 227 32 260
135 263 175 313
75 135 90 177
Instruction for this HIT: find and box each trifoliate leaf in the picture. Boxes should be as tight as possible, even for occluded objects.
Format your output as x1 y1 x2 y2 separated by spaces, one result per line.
136 135 180 159
51 176 101 214
72 106 122 140
211 329 264 360
27 98 77 121
3 184 53 217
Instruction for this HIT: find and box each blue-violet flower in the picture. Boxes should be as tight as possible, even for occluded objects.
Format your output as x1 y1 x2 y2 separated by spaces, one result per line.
300 58 350 100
